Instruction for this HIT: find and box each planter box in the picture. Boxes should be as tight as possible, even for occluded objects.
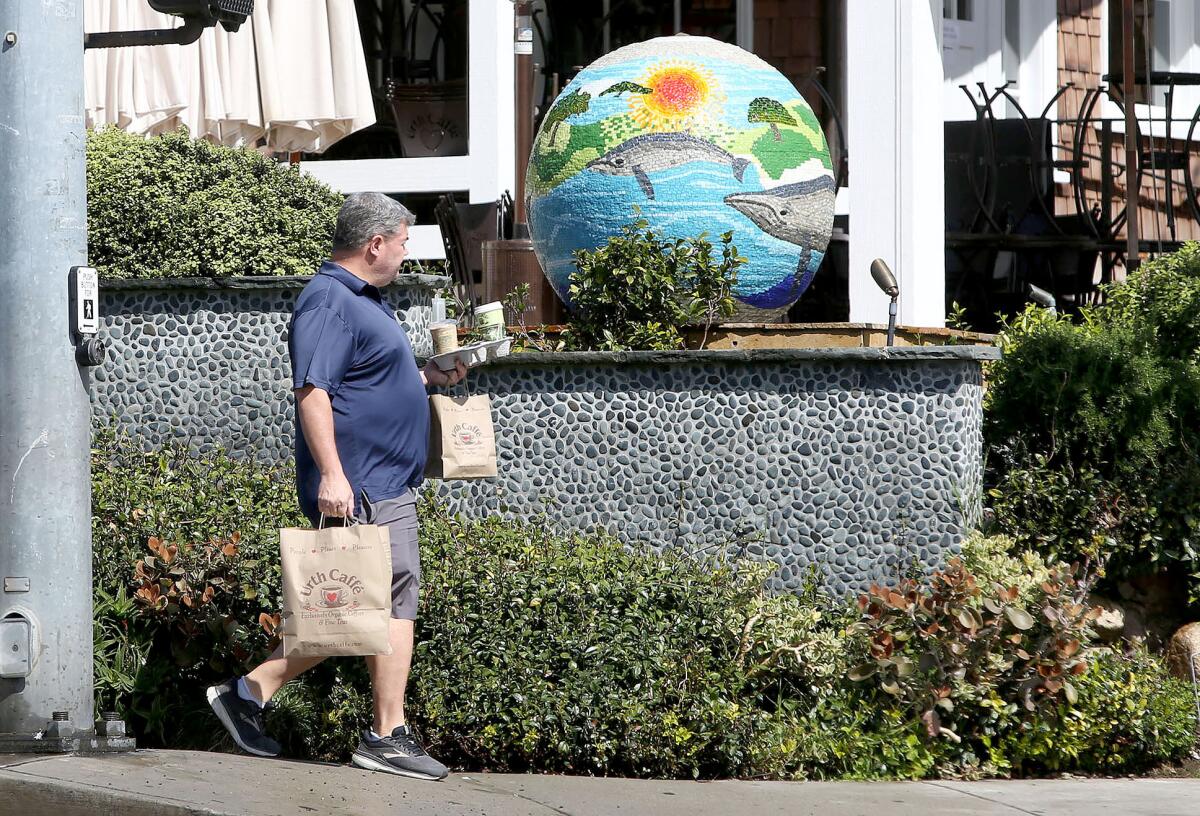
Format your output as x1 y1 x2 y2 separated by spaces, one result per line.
92 279 996 595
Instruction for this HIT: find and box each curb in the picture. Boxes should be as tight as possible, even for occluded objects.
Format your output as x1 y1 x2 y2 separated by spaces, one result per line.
0 764 227 816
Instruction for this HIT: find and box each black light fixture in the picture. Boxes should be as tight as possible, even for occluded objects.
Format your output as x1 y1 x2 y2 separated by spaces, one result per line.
870 258 899 347
85 0 253 50
150 0 253 31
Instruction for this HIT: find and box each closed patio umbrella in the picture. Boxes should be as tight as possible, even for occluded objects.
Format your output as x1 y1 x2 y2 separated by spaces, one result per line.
84 0 376 153
85 0 188 135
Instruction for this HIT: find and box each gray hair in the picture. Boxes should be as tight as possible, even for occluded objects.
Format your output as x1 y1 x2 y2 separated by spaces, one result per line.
333 192 416 251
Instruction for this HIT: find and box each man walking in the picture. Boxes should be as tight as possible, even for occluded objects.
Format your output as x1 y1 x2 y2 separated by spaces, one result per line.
207 193 467 781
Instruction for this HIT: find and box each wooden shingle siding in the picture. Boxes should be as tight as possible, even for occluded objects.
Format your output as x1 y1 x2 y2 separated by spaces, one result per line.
1056 0 1200 253
753 0 823 113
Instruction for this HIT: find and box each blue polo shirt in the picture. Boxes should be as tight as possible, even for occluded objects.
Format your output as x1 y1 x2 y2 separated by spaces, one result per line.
290 261 429 523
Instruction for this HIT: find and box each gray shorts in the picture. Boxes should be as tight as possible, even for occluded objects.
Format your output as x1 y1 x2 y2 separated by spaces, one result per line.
357 490 421 620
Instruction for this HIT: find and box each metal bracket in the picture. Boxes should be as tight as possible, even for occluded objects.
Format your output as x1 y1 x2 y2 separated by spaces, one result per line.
84 19 206 50
0 732 136 753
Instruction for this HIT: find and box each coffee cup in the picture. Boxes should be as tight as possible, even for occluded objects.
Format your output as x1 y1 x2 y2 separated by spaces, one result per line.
430 321 459 355
474 302 506 342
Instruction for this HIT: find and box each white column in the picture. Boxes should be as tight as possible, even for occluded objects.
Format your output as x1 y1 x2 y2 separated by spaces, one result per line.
847 0 946 328
467 0 515 204
1016 0 1060 118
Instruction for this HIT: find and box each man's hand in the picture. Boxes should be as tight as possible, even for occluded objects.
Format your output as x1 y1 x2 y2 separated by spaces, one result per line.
317 471 355 519
422 358 468 388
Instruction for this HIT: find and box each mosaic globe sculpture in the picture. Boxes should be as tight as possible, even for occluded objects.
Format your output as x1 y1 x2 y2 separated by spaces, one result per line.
526 34 836 321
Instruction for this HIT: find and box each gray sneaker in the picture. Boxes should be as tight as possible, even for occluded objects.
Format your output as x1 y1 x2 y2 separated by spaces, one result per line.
351 725 448 781
205 679 281 757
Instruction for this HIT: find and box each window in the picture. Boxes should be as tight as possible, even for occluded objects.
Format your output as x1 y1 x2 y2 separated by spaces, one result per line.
297 0 514 262
1107 0 1164 106
942 1 1057 122
538 0 750 88
1103 0 1200 114
944 0 974 22
305 1 471 162
532 1 753 132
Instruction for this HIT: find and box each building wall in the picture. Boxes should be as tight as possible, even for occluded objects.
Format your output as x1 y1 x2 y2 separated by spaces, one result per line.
1055 0 1200 259
92 282 992 596
753 0 825 112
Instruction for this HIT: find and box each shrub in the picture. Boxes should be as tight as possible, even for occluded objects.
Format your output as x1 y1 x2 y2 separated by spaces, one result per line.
93 584 152 716
271 496 852 778
837 537 1196 778
562 215 744 351
958 532 1053 607
86 127 342 279
846 558 1096 733
91 438 1196 777
985 244 1200 599
269 507 1196 779
91 427 301 744
841 555 1100 776
998 646 1198 774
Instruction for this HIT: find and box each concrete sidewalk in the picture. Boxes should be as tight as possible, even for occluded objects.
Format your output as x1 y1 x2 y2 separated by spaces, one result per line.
1 749 1197 816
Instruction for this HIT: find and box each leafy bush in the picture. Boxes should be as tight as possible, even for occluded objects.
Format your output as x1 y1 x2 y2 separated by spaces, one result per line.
93 584 151 716
91 427 302 744
985 244 1200 599
845 558 1097 742
997 645 1198 774
87 127 342 279
562 216 744 351
272 496 851 778
959 532 1053 607
835 537 1196 778
268 505 1196 779
92 437 1196 777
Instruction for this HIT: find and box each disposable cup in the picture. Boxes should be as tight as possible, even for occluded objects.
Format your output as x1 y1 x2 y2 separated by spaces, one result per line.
474 302 506 341
430 321 459 355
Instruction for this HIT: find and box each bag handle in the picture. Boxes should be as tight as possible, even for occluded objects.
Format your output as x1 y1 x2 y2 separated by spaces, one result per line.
317 512 359 530
452 369 473 399
318 488 373 529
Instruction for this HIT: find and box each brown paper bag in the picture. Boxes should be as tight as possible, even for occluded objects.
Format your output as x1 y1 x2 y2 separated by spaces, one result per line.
426 393 498 479
279 523 394 657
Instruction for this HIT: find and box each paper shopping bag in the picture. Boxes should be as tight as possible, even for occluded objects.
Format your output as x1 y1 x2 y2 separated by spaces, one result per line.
279 523 393 657
426 393 498 479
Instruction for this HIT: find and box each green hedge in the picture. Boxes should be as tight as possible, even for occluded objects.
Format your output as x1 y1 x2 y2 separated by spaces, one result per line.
985 243 1200 599
91 433 1197 777
91 427 303 742
86 127 342 279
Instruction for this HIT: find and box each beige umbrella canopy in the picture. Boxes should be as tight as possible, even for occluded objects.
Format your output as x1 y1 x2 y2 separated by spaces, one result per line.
84 0 376 153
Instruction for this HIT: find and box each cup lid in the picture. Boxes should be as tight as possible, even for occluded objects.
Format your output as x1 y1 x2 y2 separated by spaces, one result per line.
475 301 503 313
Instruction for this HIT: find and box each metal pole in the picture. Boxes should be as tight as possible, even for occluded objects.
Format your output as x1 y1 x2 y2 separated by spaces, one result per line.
513 1 534 236
1122 0 1140 273
0 4 94 734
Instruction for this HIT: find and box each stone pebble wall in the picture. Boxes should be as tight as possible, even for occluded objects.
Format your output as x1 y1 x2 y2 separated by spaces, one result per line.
93 280 993 595
443 351 985 595
93 276 440 463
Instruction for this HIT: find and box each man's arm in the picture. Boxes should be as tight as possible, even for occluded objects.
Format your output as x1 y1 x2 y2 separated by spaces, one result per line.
296 385 355 518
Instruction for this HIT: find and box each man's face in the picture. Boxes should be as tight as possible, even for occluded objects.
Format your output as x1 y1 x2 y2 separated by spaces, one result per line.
371 224 410 280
